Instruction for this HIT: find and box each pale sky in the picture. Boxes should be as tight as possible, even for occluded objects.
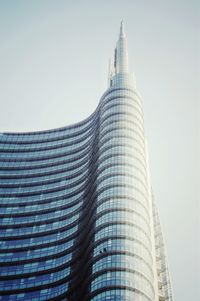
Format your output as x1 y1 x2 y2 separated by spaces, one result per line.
0 1 199 300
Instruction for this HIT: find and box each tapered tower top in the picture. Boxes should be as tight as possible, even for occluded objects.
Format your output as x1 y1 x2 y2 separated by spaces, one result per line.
116 21 128 74
109 22 132 87
120 20 125 38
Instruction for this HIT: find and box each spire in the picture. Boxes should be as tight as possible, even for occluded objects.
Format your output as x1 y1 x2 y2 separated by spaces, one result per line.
116 21 129 74
108 22 135 88
120 20 125 38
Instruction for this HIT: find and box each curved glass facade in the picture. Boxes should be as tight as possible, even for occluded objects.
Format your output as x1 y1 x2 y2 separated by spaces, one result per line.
0 22 173 301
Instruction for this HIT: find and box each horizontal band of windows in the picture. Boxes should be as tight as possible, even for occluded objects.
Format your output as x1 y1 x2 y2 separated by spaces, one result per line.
0 252 72 278
0 239 74 263
0 227 80 252
91 234 153 265
0 178 86 198
90 287 151 301
99 115 144 140
94 222 151 247
2 122 144 175
0 167 89 189
100 111 144 143
0 163 90 187
91 288 150 301
0 213 80 238
90 270 154 298
0 87 141 144
0 126 94 152
1 136 140 177
0 155 146 189
0 180 149 225
96 197 149 225
0 245 152 294
98 145 146 173
101 87 142 111
0 202 83 227
0 218 101 278
93 231 151 255
98 157 145 173
0 154 90 175
0 113 96 144
0 183 85 204
0 88 138 144
100 103 144 128
98 145 145 173
96 163 147 191
95 209 150 234
100 98 144 125
0 241 152 284
96 184 149 211
0 266 70 293
97 150 146 176
0 136 93 164
76 246 154 298
100 102 144 132
97 156 146 181
0 167 88 193
2 170 147 214
99 119 144 142
94 224 151 247
0 139 92 163
0 162 147 211
96 197 150 230
0 238 153 296
96 172 148 197
101 89 143 109
0 109 145 164
0 202 151 261
90 280 154 299
0 141 146 197
96 180 148 203
99 110 144 136
0 188 101 248
0 225 78 249
0 282 68 301
99 135 146 164
0 211 80 239
0 149 91 171
0 202 151 260
0 211 152 263
80 256 154 299
93 238 152 265
100 112 144 135
0 189 84 213
92 253 153 281
0 136 93 162
0 162 89 182
99 129 145 156
0 172 88 196
60 176 151 228
99 134 146 161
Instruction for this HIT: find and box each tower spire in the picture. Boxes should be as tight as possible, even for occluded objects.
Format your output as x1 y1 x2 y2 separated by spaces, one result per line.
109 21 134 88
116 21 129 74
120 20 125 38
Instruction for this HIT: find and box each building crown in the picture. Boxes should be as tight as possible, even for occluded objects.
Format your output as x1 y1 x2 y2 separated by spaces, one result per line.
108 22 135 88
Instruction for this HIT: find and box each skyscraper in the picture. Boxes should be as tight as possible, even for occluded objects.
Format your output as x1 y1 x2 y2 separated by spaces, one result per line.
0 22 173 301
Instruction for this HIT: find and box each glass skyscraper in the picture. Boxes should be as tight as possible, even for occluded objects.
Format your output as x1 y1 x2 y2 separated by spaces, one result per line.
0 22 173 301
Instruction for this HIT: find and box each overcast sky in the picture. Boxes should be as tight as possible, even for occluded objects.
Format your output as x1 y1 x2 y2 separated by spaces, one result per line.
0 1 199 300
